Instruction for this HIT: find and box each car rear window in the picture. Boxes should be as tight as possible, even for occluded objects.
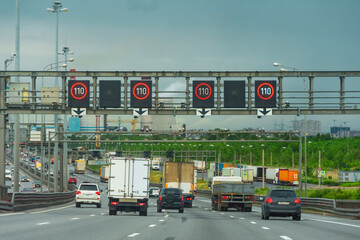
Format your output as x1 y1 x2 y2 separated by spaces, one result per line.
163 189 181 195
270 190 296 197
79 185 98 191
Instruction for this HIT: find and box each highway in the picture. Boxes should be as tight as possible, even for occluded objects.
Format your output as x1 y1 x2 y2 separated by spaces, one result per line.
1 170 359 240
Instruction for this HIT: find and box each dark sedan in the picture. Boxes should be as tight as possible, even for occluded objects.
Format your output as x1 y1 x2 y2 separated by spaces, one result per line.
21 176 30 182
261 188 301 221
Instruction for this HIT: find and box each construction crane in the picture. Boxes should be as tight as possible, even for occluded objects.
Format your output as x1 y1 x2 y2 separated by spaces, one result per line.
106 117 139 133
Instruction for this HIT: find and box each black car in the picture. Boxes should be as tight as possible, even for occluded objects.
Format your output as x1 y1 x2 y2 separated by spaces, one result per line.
157 188 184 213
33 180 41 188
261 188 301 221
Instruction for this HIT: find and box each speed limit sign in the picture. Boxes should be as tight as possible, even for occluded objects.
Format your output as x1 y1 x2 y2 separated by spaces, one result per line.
255 81 277 108
68 80 90 107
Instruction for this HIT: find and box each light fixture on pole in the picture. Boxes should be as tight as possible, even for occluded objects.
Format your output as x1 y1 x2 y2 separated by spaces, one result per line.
4 53 17 71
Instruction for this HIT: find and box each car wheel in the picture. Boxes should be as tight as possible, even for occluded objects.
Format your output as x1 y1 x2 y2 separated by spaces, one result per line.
261 211 264 219
179 208 184 213
188 202 193 208
97 203 101 208
109 210 117 215
246 207 252 212
76 203 81 208
293 214 301 221
157 206 162 213
140 210 147 216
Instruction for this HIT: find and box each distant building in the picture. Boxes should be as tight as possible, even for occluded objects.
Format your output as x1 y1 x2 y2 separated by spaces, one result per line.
350 131 360 137
141 115 184 132
292 120 321 136
331 127 350 138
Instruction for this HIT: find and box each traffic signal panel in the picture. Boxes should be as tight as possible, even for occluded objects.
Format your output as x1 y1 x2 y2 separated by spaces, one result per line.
193 81 214 108
131 81 152 108
68 80 90 108
99 80 121 108
223 81 245 108
255 81 277 108
144 151 151 158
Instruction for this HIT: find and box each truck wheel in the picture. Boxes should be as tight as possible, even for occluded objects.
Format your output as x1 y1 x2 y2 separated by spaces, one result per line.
109 210 116 215
293 214 301 221
246 207 252 212
76 203 81 208
179 208 184 213
157 206 162 213
188 202 192 208
139 210 147 216
97 203 101 208
264 214 269 220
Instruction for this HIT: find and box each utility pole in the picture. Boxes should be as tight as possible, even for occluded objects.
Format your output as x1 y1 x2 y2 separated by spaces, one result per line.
262 148 265 189
318 150 321 188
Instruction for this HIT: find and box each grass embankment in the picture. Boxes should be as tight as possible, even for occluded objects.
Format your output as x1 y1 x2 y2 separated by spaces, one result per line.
88 165 101 172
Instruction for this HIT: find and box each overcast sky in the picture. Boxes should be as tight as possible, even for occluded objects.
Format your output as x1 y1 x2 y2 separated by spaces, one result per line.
1 0 360 132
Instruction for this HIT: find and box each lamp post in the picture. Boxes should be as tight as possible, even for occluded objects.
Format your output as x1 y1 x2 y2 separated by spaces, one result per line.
249 145 253 165
46 1 67 192
273 62 307 196
4 53 16 71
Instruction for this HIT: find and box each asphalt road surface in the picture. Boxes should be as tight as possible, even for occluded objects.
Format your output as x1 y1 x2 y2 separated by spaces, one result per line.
1 170 359 240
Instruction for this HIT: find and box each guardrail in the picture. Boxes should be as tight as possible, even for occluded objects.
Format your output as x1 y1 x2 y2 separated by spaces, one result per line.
195 189 360 218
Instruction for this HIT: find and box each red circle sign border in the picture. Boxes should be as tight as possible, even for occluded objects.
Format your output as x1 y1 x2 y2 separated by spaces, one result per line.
70 82 88 100
195 83 212 100
133 82 150 100
257 82 274 100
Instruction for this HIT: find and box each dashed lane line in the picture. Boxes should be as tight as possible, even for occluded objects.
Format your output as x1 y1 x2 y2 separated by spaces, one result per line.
159 219 165 222
0 212 24 217
250 221 257 224
71 217 79 220
128 233 140 238
261 227 270 230
239 217 245 220
280 236 292 240
36 222 51 226
90 214 96 217
148 224 156 228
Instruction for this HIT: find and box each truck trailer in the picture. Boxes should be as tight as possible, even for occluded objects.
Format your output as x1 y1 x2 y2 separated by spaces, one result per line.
75 159 86 174
163 162 195 208
211 176 255 212
108 157 150 216
277 169 299 185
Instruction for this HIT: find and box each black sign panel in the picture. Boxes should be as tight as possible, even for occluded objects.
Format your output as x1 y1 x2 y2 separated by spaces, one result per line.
68 80 90 108
131 81 152 108
193 81 214 108
99 80 121 108
224 81 245 108
255 81 277 108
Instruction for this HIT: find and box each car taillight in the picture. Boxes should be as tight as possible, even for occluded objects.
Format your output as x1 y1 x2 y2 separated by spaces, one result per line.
111 202 119 205
95 191 100 195
160 195 162 201
214 200 218 203
295 198 301 204
186 198 192 201
182 195 184 201
76 191 81 194
222 196 229 200
266 198 273 203
138 203 146 206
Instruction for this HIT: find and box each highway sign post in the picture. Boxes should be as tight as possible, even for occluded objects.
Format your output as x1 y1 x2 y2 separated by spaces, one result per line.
68 80 90 107
223 81 245 108
255 81 276 108
131 81 152 108
193 81 214 108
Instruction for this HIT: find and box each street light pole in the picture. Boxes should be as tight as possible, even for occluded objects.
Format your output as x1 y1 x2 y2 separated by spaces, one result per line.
47 1 68 192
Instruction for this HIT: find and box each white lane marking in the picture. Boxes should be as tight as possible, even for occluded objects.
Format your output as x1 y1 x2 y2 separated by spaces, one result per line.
30 204 73 214
36 222 51 225
159 219 165 222
71 217 79 220
309 218 360 229
128 233 140 238
220 212 224 215
230 216 235 218
239 217 245 220
204 208 208 210
212 210 216 213
100 213 105 215
148 224 156 228
90 214 96 217
165 215 169 218
199 199 211 203
262 227 270 230
280 236 292 240
250 221 257 224
0 212 24 217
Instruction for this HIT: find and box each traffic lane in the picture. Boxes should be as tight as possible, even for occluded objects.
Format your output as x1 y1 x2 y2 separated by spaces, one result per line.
139 198 287 240
0 198 172 240
193 197 360 240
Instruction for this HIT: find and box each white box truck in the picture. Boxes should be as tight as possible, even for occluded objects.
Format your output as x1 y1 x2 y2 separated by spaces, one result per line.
100 165 110 183
108 157 150 216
